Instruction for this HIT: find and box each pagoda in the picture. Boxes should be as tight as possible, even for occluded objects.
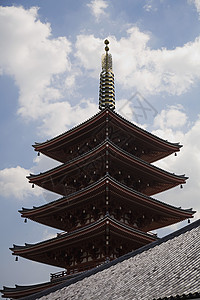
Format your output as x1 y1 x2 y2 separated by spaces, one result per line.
1 40 195 299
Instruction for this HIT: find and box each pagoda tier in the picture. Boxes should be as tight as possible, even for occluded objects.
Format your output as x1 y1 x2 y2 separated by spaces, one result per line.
10 215 157 274
28 140 187 197
20 176 194 233
33 109 181 164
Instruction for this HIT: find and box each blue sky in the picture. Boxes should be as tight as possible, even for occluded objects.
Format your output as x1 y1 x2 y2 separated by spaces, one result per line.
1 0 200 290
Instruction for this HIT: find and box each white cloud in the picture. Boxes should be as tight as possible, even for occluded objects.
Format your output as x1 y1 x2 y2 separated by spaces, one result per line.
0 166 42 200
75 27 200 96
75 34 102 76
0 6 72 125
39 98 97 136
87 0 108 20
0 6 104 138
153 105 188 130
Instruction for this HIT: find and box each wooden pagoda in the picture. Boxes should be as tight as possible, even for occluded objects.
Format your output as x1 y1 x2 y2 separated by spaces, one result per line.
1 40 195 299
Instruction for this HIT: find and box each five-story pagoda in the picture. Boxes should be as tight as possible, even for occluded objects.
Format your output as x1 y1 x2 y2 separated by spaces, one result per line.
1 40 195 299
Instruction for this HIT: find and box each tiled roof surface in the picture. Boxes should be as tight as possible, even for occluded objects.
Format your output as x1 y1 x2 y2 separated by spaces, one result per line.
20 219 200 300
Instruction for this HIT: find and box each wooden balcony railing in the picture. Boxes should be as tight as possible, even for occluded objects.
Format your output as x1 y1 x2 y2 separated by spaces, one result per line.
50 260 106 281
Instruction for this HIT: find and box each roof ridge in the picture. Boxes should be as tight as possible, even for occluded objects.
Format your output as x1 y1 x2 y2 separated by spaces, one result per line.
33 109 105 148
33 108 181 150
112 109 182 148
11 215 158 252
28 139 187 182
20 174 194 217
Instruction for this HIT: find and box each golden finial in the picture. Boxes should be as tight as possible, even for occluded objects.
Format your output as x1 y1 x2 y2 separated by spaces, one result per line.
101 39 112 71
104 39 109 52
99 39 115 110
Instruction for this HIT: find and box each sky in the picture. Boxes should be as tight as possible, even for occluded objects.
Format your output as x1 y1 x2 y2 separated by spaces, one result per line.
0 0 200 291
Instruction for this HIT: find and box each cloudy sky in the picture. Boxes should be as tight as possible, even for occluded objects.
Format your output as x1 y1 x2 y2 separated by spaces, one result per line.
1 0 200 290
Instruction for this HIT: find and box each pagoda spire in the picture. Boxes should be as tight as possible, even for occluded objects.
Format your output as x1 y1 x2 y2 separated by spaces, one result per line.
99 39 115 110
1 36 196 300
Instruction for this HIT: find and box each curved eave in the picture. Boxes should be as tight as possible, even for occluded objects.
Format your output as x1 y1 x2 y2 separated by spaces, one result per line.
20 175 194 221
28 140 187 184
33 110 105 151
33 108 181 153
1 282 58 299
1 272 83 299
112 109 182 151
109 141 186 181
10 216 157 255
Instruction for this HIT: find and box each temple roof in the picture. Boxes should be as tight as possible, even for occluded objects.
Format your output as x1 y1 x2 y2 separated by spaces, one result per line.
9 218 200 300
1 282 58 299
28 140 187 196
20 175 194 232
0 273 81 299
10 215 157 268
33 108 181 163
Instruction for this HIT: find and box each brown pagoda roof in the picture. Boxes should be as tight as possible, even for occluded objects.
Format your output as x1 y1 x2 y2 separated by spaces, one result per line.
0 282 59 299
33 108 181 163
0 272 82 299
20 175 194 232
10 215 157 269
28 140 187 196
